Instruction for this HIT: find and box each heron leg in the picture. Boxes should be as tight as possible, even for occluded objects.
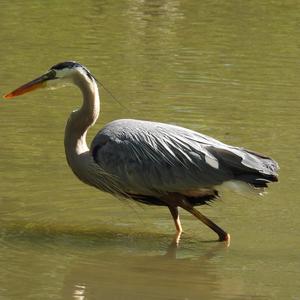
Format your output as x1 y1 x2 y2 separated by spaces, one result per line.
168 206 182 234
162 193 229 242
181 203 230 242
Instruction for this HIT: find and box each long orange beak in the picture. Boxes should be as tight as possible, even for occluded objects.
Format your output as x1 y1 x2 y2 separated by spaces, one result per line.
3 74 49 99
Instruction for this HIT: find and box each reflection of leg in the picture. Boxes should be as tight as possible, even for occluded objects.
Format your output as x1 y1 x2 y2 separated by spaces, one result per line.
181 203 230 242
165 231 182 258
168 206 182 234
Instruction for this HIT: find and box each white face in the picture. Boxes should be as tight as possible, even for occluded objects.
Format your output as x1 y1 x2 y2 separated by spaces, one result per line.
46 66 91 90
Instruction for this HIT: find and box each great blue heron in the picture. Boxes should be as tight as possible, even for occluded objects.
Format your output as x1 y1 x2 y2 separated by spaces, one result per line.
3 61 279 242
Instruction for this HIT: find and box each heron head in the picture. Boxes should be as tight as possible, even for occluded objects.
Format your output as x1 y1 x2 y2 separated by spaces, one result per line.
3 61 95 99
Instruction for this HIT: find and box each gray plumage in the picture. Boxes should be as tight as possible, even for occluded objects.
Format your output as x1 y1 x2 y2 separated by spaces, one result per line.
5 61 279 242
91 119 278 204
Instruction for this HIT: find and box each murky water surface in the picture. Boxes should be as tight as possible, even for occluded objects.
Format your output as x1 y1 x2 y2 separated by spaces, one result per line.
0 1 299 299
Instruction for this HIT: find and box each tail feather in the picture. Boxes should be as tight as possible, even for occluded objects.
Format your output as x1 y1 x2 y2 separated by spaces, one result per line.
244 149 279 177
235 173 278 188
209 146 279 187
238 149 279 188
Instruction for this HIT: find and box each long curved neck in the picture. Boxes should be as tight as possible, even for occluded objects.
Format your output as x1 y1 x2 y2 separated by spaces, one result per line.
64 73 100 172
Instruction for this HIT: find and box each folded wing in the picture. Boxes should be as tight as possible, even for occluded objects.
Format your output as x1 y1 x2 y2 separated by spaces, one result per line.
91 119 279 198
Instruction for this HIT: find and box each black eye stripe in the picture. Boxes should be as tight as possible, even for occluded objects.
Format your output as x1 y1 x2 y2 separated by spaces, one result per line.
51 61 77 70
50 61 94 80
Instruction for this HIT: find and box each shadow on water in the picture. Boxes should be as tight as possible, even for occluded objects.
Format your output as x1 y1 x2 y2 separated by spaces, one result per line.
0 221 229 257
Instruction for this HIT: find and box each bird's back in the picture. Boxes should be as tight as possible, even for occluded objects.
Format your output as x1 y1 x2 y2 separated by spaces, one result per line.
90 119 278 202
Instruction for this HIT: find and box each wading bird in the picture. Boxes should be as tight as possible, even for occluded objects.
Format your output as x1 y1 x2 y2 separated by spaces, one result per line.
3 62 279 242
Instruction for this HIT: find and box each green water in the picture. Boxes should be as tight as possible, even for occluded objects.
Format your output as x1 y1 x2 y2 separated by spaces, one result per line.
0 1 299 299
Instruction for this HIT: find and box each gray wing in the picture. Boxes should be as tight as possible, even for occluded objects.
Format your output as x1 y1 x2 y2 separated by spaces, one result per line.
91 119 278 196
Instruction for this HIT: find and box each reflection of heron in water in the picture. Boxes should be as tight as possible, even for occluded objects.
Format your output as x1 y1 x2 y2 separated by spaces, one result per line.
62 236 232 300
3 61 279 242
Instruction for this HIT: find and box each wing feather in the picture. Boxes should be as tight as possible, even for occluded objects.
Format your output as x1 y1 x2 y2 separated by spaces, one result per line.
91 119 278 196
